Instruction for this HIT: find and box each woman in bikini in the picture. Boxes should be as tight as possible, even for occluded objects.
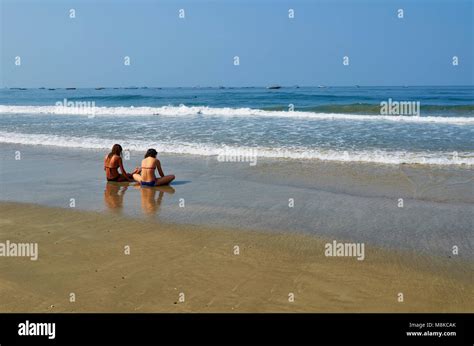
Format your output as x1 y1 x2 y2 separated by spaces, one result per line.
133 148 175 187
104 144 137 182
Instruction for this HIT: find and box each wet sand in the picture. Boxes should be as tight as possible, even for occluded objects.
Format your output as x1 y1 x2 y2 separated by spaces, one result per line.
0 143 473 312
0 202 472 312
0 144 473 258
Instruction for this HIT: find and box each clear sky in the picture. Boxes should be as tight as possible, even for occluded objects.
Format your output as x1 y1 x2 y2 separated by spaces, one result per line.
1 0 472 87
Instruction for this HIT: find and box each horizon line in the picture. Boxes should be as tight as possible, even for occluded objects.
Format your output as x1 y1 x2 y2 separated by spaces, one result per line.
3 85 474 89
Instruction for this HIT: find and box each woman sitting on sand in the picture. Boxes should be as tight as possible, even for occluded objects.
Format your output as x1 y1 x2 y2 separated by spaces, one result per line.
104 144 137 182
133 148 175 187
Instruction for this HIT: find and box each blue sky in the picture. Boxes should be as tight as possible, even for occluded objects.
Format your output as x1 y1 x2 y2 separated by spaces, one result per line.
1 0 472 87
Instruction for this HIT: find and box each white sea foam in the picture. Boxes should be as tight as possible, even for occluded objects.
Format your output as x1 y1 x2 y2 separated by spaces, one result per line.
1 131 472 166
1 105 473 124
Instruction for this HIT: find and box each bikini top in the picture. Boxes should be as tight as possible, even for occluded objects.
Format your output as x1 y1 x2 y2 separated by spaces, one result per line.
142 159 157 170
105 158 119 169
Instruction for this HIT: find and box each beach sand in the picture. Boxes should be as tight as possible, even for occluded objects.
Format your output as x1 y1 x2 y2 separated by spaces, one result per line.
0 202 472 313
0 144 472 312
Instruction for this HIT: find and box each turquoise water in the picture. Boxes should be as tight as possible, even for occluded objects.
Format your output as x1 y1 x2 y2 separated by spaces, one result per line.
1 86 473 165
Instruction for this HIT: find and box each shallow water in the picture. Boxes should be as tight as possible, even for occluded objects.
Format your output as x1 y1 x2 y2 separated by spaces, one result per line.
1 144 472 258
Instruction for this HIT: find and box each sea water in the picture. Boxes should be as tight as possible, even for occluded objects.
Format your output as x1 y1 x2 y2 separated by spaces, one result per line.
1 86 473 165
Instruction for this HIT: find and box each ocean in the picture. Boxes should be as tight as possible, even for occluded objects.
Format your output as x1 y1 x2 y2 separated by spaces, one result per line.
1 86 473 165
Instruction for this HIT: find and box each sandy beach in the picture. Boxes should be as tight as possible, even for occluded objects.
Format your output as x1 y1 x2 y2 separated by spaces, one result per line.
1 2 473 343
0 144 473 312
0 202 472 313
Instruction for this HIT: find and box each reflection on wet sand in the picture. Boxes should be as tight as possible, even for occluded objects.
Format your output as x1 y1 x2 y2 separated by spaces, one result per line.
104 182 176 216
104 182 129 213
137 185 175 216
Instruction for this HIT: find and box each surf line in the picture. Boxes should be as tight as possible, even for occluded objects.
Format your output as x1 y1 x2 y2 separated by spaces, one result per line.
0 240 38 261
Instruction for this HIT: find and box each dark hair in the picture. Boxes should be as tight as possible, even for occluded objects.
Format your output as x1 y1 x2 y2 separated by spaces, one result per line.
108 144 123 159
144 148 157 158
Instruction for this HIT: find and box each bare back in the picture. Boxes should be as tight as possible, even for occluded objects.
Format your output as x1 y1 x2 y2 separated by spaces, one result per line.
133 153 174 186
140 157 158 182
104 155 121 180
